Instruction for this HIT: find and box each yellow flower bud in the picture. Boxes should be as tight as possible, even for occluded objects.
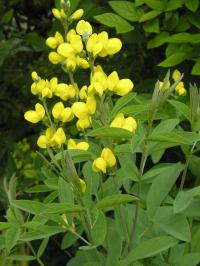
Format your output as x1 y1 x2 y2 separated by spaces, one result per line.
76 20 92 36
67 139 77 149
172 69 181 81
106 38 122 55
31 71 39 81
24 103 45 124
76 117 91 131
48 52 62 64
66 57 77 71
101 148 116 168
51 127 66 148
52 8 61 19
124 117 137 133
52 102 65 120
79 178 86 192
49 77 58 93
77 141 89 151
92 157 107 173
60 9 67 19
55 32 64 44
67 29 76 42
72 102 90 119
86 95 96 115
79 86 88 100
107 71 119 91
71 9 84 20
76 57 89 69
46 37 58 49
57 43 74 58
54 83 70 100
41 87 53 98
115 79 134 96
70 35 83 53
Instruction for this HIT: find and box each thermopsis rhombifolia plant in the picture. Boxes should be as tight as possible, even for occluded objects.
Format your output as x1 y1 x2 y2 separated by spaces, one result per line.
1 0 200 266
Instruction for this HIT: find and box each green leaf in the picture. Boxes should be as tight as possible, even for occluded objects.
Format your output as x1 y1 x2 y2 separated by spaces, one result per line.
168 100 191 121
147 32 169 48
166 0 184 11
0 222 11 230
120 104 149 116
192 60 200 75
140 10 161 22
1 9 13 24
154 207 191 242
143 18 159 33
91 210 107 245
86 126 133 139
55 149 92 163
167 33 200 44
25 185 52 193
189 155 200 179
7 255 36 261
159 52 188 67
11 200 46 215
26 32 46 52
144 0 166 10
135 0 145 7
146 162 184 217
188 14 200 29
37 237 49 258
120 236 178 265
111 92 136 118
5 227 21 252
96 194 138 209
58 177 74 203
44 203 85 214
174 253 200 266
185 0 199 12
94 13 133 33
109 1 143 22
83 162 99 195
142 163 177 181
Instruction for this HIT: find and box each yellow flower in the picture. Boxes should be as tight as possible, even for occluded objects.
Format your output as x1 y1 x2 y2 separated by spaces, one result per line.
72 102 90 119
89 71 107 96
172 69 181 81
107 71 119 91
76 20 92 36
66 29 76 42
70 35 83 53
65 57 77 71
31 71 39 81
76 57 89 69
76 117 91 131
101 148 116 168
115 79 134 96
86 33 104 57
79 85 88 100
54 83 76 100
110 113 137 133
86 95 96 115
71 9 84 20
48 52 62 64
57 43 74 58
55 32 64 44
52 8 61 19
79 178 87 192
24 103 45 124
110 113 125 128
159 80 171 90
68 139 89 151
175 82 187 96
105 38 122 55
52 102 74 122
92 157 107 173
46 37 58 49
51 127 66 148
37 128 53 148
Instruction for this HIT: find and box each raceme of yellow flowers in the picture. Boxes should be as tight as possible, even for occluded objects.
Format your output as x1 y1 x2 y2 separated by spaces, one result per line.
24 1 186 177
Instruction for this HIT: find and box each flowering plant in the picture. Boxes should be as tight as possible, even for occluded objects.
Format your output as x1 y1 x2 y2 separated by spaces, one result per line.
1 1 200 266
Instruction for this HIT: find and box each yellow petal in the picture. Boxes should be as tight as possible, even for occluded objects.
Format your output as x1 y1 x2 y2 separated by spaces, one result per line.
71 9 84 20
76 117 91 131
67 139 77 149
70 35 83 53
51 127 66 148
101 148 116 168
79 178 87 192
49 77 58 92
72 102 90 119
79 85 88 100
31 71 39 81
76 20 92 36
46 37 58 49
110 113 125 128
124 117 137 133
77 142 89 151
172 69 181 81
86 95 96 114
76 57 89 69
62 107 74 122
92 157 107 173
52 8 61 19
52 102 65 120
115 79 134 96
86 34 98 52
37 135 49 148
48 52 62 64
55 32 64 44
106 38 122 55
57 43 74 58
54 83 69 100
24 110 40 123
107 71 119 91
67 29 76 42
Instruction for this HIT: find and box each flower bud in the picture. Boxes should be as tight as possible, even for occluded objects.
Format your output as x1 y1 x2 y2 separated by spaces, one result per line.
52 8 61 19
71 9 84 20
46 37 58 49
48 52 62 64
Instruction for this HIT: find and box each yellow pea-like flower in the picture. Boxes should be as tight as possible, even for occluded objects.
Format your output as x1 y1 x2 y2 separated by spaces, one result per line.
72 102 90 119
107 71 119 91
79 85 88 100
24 103 45 124
52 102 65 120
52 8 61 19
37 128 53 149
48 52 62 64
67 139 77 149
66 29 77 42
175 82 187 96
76 117 91 131
57 43 74 58
110 113 125 128
54 83 74 100
115 79 134 96
86 95 96 115
105 38 122 55
51 127 66 148
172 69 181 81
54 32 64 45
49 77 58 93
68 139 89 151
124 117 137 133
66 57 77 71
101 148 116 168
31 79 46 95
76 20 92 36
77 142 89 151
46 37 58 49
76 57 89 69
159 80 171 90
79 178 87 192
62 107 74 122
70 35 83 53
41 86 53 98
70 9 84 20
92 157 107 173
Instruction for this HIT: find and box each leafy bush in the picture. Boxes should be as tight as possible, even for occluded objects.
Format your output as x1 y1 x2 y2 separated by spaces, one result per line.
95 0 200 75
1 1 200 266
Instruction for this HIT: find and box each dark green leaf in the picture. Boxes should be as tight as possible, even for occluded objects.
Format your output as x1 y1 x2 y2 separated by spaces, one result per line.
140 10 161 22
159 52 188 67
86 127 133 139
111 92 136 118
96 194 138 209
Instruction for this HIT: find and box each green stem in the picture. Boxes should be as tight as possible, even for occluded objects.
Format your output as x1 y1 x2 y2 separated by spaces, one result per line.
27 243 44 266
42 99 54 130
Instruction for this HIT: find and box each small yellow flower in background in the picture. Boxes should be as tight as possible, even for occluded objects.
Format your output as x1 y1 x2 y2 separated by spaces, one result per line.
172 69 181 81
24 103 45 124
72 102 90 119
110 113 137 133
52 102 74 123
79 178 86 192
76 117 91 131
31 71 39 81
67 139 89 151
76 20 92 36
158 80 170 90
175 81 187 96
48 52 62 64
92 148 116 173
92 157 107 173
70 9 84 21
